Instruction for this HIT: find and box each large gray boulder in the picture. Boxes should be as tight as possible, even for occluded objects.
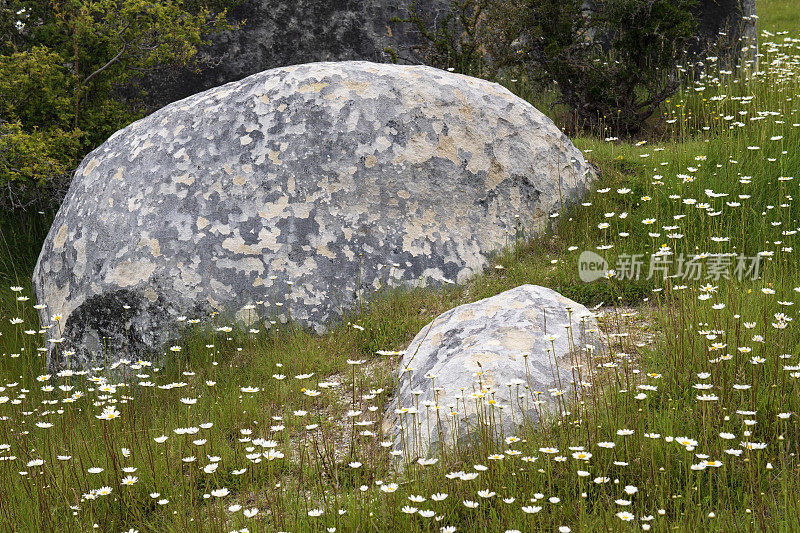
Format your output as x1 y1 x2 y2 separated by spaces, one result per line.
388 285 600 459
33 61 594 370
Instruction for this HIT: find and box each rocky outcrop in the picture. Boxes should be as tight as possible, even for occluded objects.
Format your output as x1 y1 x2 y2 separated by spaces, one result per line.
33 61 594 370
388 285 601 459
134 0 747 112
690 0 748 64
132 0 451 111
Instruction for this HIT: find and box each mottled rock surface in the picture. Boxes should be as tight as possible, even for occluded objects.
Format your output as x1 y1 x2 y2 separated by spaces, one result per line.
388 285 600 458
33 61 594 370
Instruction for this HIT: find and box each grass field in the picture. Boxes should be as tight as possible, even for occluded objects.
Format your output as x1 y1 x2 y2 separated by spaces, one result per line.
1 6 799 533
760 0 800 34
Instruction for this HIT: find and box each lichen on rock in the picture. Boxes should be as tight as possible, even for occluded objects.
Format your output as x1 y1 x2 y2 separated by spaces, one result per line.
387 285 601 459
33 61 594 370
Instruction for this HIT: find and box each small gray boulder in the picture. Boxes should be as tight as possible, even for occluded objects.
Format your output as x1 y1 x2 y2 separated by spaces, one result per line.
388 285 600 459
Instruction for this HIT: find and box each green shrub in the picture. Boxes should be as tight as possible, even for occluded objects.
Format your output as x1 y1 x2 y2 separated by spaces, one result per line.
493 0 700 134
0 0 237 213
401 0 700 135
389 0 491 78
0 121 83 210
0 46 84 209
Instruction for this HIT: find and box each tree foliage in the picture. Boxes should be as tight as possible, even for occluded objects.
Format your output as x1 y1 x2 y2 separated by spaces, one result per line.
0 0 237 211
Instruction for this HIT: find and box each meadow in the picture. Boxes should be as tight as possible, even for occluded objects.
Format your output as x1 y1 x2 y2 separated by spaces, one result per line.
1 5 799 532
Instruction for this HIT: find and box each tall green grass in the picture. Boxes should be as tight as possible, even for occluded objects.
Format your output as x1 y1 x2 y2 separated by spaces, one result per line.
760 0 800 34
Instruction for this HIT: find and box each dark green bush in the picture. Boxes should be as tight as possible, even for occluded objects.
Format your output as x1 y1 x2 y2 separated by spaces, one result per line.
389 0 490 78
495 0 699 134
401 0 700 135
